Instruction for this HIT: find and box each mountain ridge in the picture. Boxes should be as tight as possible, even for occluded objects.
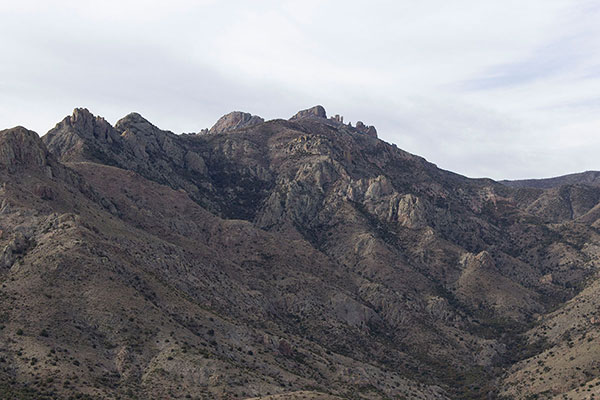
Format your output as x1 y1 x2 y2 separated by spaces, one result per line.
501 170 600 189
1 106 600 399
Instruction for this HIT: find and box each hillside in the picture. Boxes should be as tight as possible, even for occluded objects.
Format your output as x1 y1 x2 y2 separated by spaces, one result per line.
501 171 600 189
1 106 600 399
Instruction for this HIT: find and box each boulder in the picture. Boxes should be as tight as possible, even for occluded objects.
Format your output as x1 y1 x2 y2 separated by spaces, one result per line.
208 111 264 134
355 121 378 138
290 105 327 120
0 126 49 172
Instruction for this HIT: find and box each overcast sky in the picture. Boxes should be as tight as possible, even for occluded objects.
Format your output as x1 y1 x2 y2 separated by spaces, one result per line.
1 0 600 179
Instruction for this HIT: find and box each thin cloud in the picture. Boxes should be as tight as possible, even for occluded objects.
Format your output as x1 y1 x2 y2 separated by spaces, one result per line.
460 33 592 91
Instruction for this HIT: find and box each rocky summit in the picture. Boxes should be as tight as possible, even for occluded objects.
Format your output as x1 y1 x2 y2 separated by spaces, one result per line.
208 111 265 134
2 106 600 399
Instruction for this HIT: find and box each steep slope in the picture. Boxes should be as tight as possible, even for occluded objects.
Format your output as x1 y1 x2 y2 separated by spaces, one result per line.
1 127 445 399
500 266 600 399
2 106 600 399
42 108 124 165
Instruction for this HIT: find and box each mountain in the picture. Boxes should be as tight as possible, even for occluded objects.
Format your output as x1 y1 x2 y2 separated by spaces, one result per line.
208 111 264 134
1 106 600 399
501 170 600 189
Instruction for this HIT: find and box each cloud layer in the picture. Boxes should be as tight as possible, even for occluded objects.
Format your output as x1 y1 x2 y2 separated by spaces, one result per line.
1 0 599 179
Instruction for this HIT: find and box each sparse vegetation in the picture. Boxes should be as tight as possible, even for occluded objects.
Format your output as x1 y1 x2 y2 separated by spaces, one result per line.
2 107 600 399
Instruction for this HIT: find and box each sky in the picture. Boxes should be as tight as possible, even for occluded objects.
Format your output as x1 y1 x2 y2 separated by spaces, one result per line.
1 0 600 180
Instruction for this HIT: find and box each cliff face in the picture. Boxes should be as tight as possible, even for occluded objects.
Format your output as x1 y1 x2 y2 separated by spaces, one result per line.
209 111 264 134
1 107 600 399
0 126 52 172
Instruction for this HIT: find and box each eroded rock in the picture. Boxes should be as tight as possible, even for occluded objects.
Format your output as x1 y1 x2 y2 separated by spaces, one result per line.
209 111 264 134
290 105 327 120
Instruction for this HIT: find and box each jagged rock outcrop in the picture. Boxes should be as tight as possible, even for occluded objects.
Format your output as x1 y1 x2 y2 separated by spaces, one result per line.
184 150 207 174
209 111 264 134
43 108 122 163
117 112 185 166
0 127 51 172
42 109 212 205
1 232 28 268
290 105 327 120
355 121 378 138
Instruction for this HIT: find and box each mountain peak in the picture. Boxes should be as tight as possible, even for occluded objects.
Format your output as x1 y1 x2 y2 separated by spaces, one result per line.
208 111 264 134
290 105 327 120
117 112 149 124
115 112 156 133
0 126 49 172
64 108 114 138
71 107 94 121
289 106 378 138
43 108 121 162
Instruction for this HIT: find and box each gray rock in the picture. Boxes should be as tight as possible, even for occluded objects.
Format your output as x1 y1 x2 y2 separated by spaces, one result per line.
184 151 207 174
355 120 378 138
208 111 264 134
43 108 121 161
290 105 327 120
0 126 49 172
1 232 28 269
